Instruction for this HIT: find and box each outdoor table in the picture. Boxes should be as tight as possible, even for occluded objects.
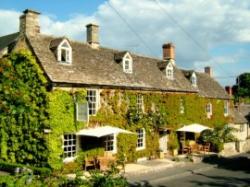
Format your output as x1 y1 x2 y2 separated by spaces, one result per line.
97 156 116 171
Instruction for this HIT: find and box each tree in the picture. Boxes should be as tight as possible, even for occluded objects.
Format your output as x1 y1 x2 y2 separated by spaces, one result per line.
233 73 250 99
200 126 236 152
0 50 49 166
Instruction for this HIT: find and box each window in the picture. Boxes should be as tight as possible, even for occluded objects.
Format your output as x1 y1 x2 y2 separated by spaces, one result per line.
191 72 197 87
136 95 144 112
76 103 88 122
240 124 245 132
87 90 99 115
105 135 114 152
123 53 133 73
63 134 76 158
57 39 72 64
206 103 212 118
166 63 174 80
180 98 185 114
224 101 229 116
136 128 145 150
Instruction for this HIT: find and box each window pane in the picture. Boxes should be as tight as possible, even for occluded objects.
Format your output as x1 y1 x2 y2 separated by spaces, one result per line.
136 129 145 148
105 135 114 151
87 90 97 115
77 103 88 122
63 134 76 158
61 49 66 62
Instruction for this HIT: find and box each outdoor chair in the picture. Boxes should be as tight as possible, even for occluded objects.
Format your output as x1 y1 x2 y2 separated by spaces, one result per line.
203 143 210 152
84 156 97 171
190 144 199 153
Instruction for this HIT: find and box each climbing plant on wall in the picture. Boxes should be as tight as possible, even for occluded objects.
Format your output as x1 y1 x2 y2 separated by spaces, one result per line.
47 89 87 170
90 90 229 160
0 50 49 166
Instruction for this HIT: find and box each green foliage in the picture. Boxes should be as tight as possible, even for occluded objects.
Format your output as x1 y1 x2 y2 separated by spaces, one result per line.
117 133 137 162
89 164 128 187
0 160 51 177
167 132 179 151
233 73 250 99
200 126 236 152
89 90 228 160
0 50 49 166
47 89 87 170
75 148 105 170
0 164 128 187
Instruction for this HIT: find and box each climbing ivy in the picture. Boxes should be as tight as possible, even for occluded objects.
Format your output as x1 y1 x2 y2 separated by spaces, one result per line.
47 89 87 170
90 90 229 160
0 50 230 168
0 50 49 166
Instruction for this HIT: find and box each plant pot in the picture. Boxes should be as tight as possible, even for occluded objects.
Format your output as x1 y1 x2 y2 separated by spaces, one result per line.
172 149 178 156
159 151 165 159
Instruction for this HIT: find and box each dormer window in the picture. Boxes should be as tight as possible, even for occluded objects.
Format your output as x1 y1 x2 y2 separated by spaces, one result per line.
57 39 72 64
166 63 174 80
122 53 133 74
191 72 197 87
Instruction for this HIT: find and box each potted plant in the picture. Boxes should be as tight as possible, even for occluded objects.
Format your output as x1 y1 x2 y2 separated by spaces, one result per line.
157 149 165 159
167 132 180 156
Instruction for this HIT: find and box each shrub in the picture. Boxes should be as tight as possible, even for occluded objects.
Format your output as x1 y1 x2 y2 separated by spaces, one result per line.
199 126 237 153
90 164 128 187
62 162 81 174
0 161 51 177
168 132 179 151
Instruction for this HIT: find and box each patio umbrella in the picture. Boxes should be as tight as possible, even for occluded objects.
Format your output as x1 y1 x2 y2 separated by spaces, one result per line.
177 123 212 133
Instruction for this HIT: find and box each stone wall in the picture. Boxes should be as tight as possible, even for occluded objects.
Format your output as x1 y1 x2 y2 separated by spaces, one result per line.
221 142 238 156
221 139 250 157
239 139 250 153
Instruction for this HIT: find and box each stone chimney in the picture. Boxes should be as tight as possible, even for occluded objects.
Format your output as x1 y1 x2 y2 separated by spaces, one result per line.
225 86 232 96
204 66 212 77
19 9 40 36
162 43 175 60
86 23 99 49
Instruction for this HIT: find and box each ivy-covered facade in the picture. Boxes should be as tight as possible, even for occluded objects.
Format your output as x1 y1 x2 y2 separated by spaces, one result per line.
0 9 231 170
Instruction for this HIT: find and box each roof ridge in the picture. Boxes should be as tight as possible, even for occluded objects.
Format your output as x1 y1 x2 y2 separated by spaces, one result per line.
36 33 162 62
0 32 19 39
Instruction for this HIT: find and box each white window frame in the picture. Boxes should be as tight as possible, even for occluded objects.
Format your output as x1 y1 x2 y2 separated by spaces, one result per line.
63 134 76 161
87 89 99 116
122 53 133 74
224 101 229 117
76 102 89 122
136 94 144 112
104 134 117 153
206 103 212 118
166 63 174 80
191 72 197 87
57 39 72 64
136 128 146 151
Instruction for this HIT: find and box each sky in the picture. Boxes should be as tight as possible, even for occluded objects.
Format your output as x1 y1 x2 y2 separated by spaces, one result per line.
0 0 250 87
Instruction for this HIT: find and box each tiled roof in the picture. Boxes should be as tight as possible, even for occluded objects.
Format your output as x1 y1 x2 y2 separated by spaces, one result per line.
0 32 229 97
0 32 19 50
183 70 230 99
232 104 250 124
231 108 248 124
26 34 198 92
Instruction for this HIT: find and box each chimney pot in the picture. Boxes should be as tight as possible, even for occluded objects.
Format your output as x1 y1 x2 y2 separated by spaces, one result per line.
204 66 212 77
225 86 232 96
86 23 99 49
162 43 175 61
19 9 40 36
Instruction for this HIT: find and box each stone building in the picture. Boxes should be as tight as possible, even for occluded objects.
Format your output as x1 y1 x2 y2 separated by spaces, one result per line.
0 9 232 167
